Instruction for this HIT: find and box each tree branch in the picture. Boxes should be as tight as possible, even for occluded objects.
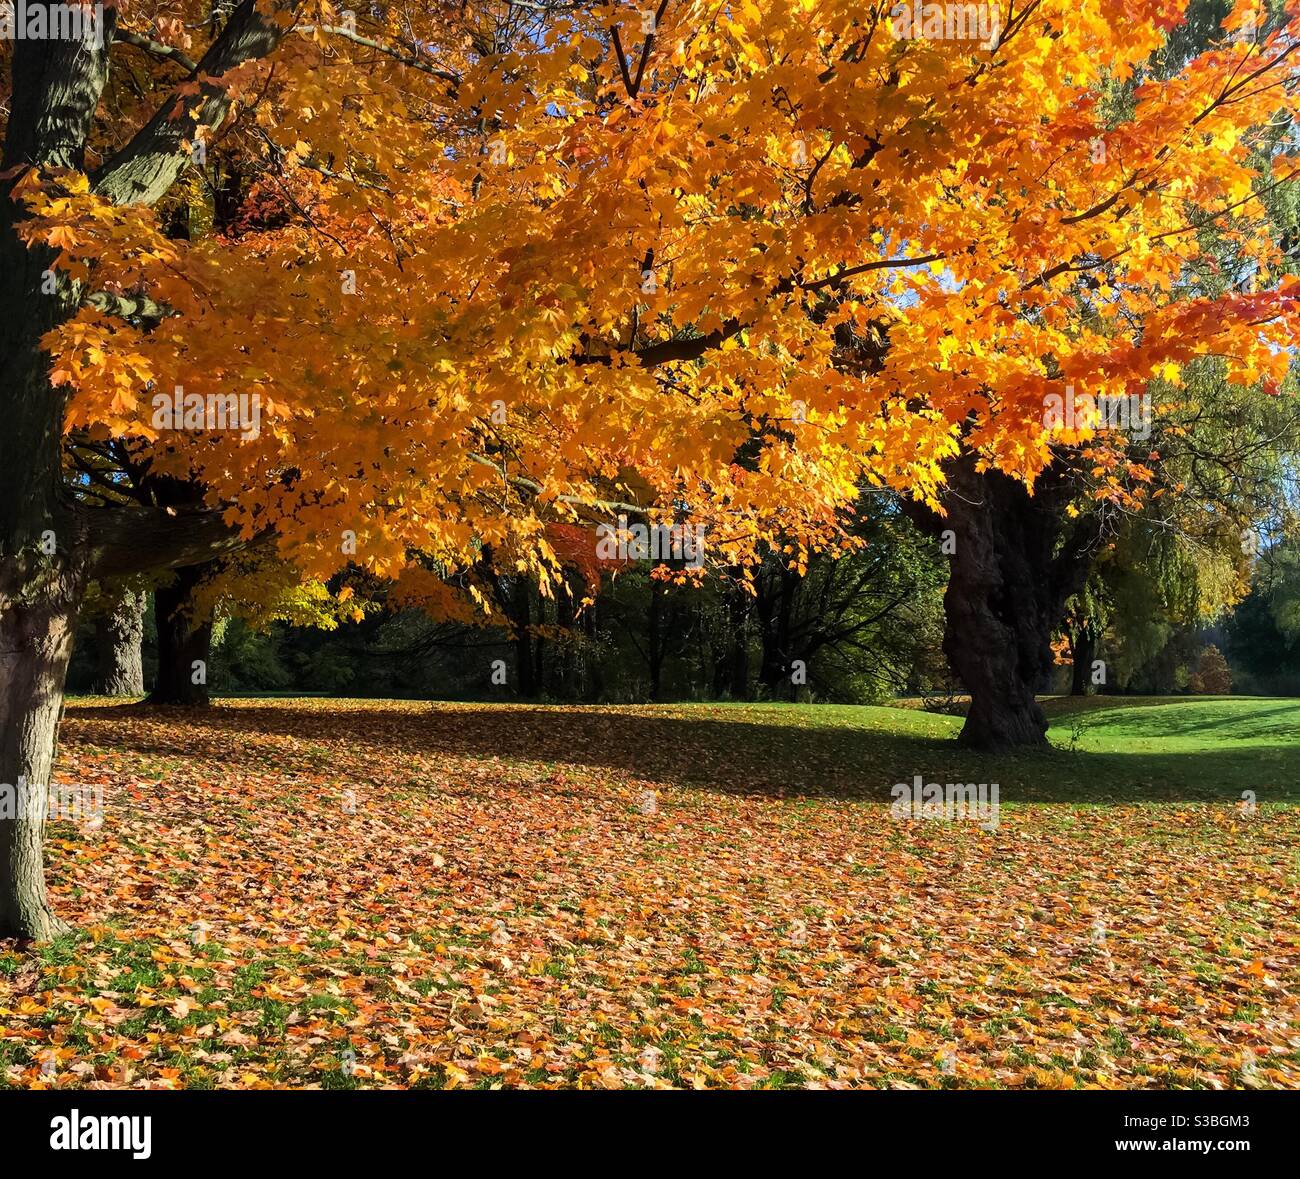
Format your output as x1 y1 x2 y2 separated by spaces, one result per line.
93 0 302 207
79 503 250 578
114 27 201 74
297 24 460 89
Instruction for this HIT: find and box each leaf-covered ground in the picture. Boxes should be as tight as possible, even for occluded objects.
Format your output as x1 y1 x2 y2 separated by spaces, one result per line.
2 697 1297 1089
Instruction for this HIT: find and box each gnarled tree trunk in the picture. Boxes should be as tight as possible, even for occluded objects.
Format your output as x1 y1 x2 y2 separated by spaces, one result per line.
906 455 1097 750
92 588 146 696
0 25 106 937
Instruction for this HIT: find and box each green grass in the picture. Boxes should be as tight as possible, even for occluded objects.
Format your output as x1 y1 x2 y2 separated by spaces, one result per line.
1041 695 1300 799
1042 694 1300 747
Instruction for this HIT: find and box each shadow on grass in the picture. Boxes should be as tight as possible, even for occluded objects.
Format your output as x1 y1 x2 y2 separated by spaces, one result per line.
61 701 1300 804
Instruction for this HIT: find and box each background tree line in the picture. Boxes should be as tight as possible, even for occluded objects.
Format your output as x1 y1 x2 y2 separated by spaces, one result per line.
67 492 1300 706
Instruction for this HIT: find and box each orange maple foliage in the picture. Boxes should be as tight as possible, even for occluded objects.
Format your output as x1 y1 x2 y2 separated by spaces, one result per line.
12 0 1300 609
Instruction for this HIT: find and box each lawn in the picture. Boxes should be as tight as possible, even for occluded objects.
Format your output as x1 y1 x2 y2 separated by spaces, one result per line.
1 696 1296 1089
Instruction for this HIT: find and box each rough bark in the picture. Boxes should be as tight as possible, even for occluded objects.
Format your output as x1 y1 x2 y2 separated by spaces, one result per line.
91 589 146 696
0 21 115 939
0 576 80 941
148 565 215 706
905 456 1097 750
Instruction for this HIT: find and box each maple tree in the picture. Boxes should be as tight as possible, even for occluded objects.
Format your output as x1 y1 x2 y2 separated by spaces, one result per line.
3 0 1300 940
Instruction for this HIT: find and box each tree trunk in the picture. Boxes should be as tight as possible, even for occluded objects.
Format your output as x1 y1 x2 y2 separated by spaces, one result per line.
581 599 603 701
714 580 751 699
533 587 546 696
148 566 215 706
92 589 146 696
757 564 798 698
0 37 106 936
648 578 666 701
0 583 81 941
554 575 577 699
905 456 1096 750
510 576 537 698
1069 624 1098 697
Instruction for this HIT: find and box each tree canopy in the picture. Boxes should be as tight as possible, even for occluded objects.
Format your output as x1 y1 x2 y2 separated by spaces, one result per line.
18 0 1299 597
